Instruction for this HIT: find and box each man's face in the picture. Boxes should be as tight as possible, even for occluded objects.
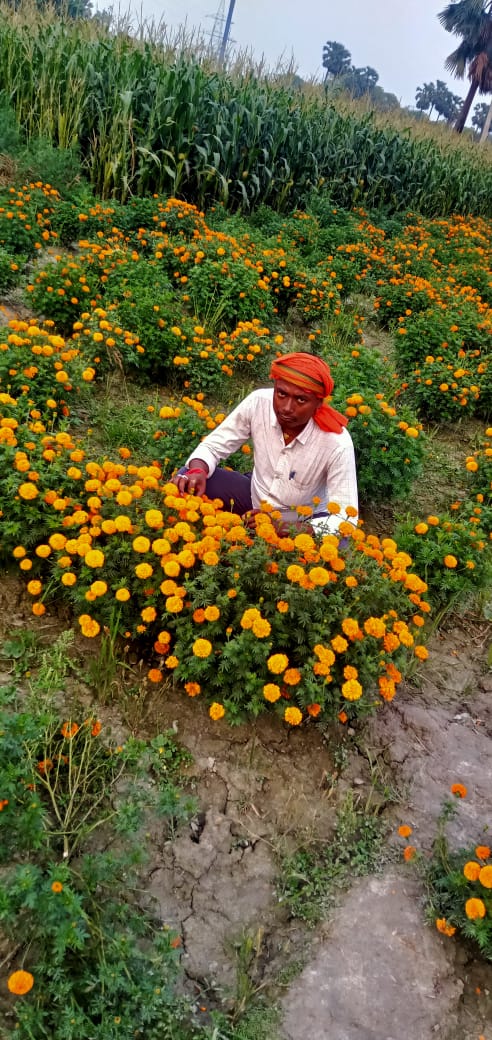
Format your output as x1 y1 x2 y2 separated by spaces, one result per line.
272 378 320 433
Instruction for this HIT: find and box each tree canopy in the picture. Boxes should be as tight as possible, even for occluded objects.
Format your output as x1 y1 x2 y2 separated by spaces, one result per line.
439 0 492 131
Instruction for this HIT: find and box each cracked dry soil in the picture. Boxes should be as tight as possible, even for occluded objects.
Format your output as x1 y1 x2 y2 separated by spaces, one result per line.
1 575 492 1039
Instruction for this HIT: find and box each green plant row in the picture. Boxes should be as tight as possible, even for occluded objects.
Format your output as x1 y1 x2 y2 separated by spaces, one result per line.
2 8 492 214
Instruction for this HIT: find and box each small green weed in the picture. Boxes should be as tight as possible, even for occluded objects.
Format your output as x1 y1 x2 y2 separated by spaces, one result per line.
277 792 385 924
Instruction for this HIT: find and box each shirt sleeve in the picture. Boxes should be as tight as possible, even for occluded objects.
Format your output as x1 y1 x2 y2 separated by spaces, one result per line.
311 431 359 536
185 393 255 476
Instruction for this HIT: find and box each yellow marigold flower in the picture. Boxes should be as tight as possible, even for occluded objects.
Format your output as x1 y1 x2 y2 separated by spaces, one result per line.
415 522 428 535
267 653 289 674
62 572 76 586
135 563 153 579
240 607 261 629
252 617 272 638
314 644 335 665
342 678 363 701
465 898 486 920
141 606 157 622
7 970 34 995
414 645 429 661
164 560 180 577
363 617 386 638
85 549 104 568
114 515 132 532
27 579 42 596
341 617 361 639
79 616 100 638
444 555 457 568
203 551 219 566
145 509 163 528
308 566 330 586
286 564 305 584
90 580 107 597
263 683 281 702
165 655 179 669
209 702 225 720
203 605 220 622
133 536 151 553
479 865 492 888
193 638 213 658
13 546 26 558
166 596 184 613
293 533 315 552
18 481 38 500
463 861 481 881
284 706 303 726
115 587 130 601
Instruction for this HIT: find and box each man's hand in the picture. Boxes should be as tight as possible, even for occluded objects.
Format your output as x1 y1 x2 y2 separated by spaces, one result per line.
243 510 313 537
172 459 208 497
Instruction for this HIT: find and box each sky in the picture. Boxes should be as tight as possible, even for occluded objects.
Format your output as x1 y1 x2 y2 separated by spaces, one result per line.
117 0 467 109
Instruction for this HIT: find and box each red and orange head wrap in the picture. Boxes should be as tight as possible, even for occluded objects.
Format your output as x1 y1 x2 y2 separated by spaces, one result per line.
270 352 348 435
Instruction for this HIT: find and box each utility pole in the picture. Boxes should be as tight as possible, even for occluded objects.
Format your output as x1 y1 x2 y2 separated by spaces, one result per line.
218 0 236 66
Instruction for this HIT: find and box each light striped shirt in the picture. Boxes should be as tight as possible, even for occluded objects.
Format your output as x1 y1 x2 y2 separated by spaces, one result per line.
186 389 358 535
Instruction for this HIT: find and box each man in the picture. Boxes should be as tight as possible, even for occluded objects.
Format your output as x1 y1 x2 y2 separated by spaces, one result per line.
173 352 358 536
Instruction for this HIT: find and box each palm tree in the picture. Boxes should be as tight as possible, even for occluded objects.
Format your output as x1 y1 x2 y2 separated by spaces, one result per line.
439 0 492 132
322 41 352 81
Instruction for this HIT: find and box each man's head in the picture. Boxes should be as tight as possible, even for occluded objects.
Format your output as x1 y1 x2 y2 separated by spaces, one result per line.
270 352 348 435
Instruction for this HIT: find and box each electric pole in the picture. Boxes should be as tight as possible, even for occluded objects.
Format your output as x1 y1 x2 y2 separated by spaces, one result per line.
218 0 236 66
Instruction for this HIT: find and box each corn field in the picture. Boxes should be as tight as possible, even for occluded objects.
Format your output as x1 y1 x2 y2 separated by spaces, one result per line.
2 6 492 215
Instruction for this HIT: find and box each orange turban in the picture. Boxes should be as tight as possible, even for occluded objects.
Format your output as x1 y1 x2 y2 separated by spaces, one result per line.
270 352 348 434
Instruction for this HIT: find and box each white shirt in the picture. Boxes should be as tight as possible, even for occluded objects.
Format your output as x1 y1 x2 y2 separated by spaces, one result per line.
186 389 358 535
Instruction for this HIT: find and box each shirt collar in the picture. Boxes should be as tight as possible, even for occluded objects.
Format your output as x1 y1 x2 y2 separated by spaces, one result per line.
271 405 315 444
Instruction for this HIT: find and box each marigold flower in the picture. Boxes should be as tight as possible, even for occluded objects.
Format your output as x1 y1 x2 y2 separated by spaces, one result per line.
135 563 153 579
479 865 492 888
166 595 184 613
451 783 467 798
284 706 303 726
184 682 201 697
141 606 157 623
91 720 102 737
307 703 321 717
398 825 413 838
252 617 272 638
414 645 429 661
403 845 416 861
115 587 130 601
60 721 79 739
283 668 301 686
148 668 163 683
204 605 220 622
331 635 348 654
85 549 104 568
193 638 213 658
165 655 179 669
443 554 457 569
27 580 42 596
465 897 486 920
342 678 363 701
7 970 34 995
261 682 281 703
475 846 491 861
209 702 225 720
267 653 289 674
133 536 151 553
435 918 456 937
51 881 63 893
463 861 481 881
276 600 289 613
338 710 348 723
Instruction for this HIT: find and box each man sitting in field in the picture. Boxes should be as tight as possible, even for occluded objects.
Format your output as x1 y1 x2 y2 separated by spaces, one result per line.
172 352 358 537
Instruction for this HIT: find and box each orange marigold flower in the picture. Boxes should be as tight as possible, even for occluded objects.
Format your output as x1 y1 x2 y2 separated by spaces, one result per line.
398 825 413 838
476 846 491 861
7 970 34 995
192 638 213 658
465 897 486 920
284 706 303 726
414 645 429 661
283 667 301 686
184 682 201 697
115 587 130 601
51 881 63 893
307 703 321 717
338 710 348 724
435 918 456 937
141 606 157 623
463 861 481 881
209 702 225 721
443 554 457 568
403 845 416 862
85 549 105 568
479 865 492 888
91 720 102 737
60 721 79 739
165 655 179 669
451 783 467 798
148 668 163 683
276 600 289 613
32 602 46 617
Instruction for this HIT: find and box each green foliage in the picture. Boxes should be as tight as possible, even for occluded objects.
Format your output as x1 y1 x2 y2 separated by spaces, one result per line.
26 254 103 334
277 793 385 923
0 245 20 293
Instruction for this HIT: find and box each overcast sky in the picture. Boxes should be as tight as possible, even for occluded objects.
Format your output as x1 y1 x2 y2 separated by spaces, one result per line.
120 0 466 108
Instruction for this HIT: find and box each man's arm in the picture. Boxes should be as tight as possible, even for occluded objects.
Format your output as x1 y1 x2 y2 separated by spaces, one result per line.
171 394 256 494
311 431 359 536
